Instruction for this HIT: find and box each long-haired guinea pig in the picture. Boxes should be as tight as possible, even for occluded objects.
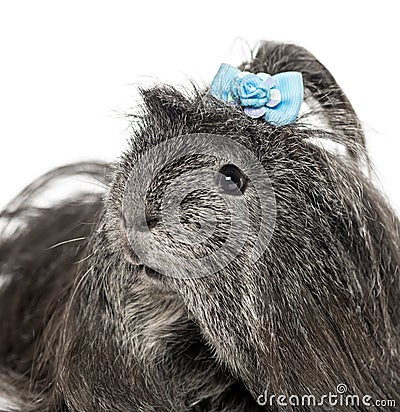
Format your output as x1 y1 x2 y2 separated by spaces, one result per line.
0 41 399 411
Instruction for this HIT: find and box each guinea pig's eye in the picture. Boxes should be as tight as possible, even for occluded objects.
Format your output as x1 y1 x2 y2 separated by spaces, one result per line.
217 164 247 195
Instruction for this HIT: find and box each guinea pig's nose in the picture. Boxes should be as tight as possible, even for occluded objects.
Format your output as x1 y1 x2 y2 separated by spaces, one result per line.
135 215 160 232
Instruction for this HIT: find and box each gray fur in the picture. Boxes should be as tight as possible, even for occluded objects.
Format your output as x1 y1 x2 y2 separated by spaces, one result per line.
0 42 399 411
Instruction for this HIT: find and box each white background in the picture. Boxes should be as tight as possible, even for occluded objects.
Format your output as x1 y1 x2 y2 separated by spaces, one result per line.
0 1 399 212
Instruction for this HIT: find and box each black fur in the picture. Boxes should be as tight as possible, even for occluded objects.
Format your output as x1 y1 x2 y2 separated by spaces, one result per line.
0 42 399 411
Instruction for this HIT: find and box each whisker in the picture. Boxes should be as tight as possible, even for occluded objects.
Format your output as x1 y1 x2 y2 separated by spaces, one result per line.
61 265 94 348
47 237 86 250
74 252 94 265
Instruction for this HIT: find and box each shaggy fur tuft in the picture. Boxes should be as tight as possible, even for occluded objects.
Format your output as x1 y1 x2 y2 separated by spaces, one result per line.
0 42 399 411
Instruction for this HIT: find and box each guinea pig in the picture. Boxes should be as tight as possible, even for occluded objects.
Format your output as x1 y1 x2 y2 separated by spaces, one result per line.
0 41 399 411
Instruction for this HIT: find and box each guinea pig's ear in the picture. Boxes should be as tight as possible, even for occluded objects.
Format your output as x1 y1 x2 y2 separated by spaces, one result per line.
240 42 366 161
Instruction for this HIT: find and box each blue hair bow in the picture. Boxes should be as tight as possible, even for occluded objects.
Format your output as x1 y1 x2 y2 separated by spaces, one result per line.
210 63 303 126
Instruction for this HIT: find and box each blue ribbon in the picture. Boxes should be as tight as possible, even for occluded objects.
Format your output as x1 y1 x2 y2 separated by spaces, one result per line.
210 63 303 126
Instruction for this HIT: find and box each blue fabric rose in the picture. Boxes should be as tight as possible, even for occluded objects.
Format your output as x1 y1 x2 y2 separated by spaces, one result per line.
232 73 271 108
209 63 303 126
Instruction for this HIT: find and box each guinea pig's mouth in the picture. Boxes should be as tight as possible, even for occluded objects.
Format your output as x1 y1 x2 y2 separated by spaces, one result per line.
138 264 163 280
120 221 163 280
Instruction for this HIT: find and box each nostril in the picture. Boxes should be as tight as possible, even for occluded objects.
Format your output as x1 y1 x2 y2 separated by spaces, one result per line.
127 249 142 266
146 217 159 230
136 216 160 232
